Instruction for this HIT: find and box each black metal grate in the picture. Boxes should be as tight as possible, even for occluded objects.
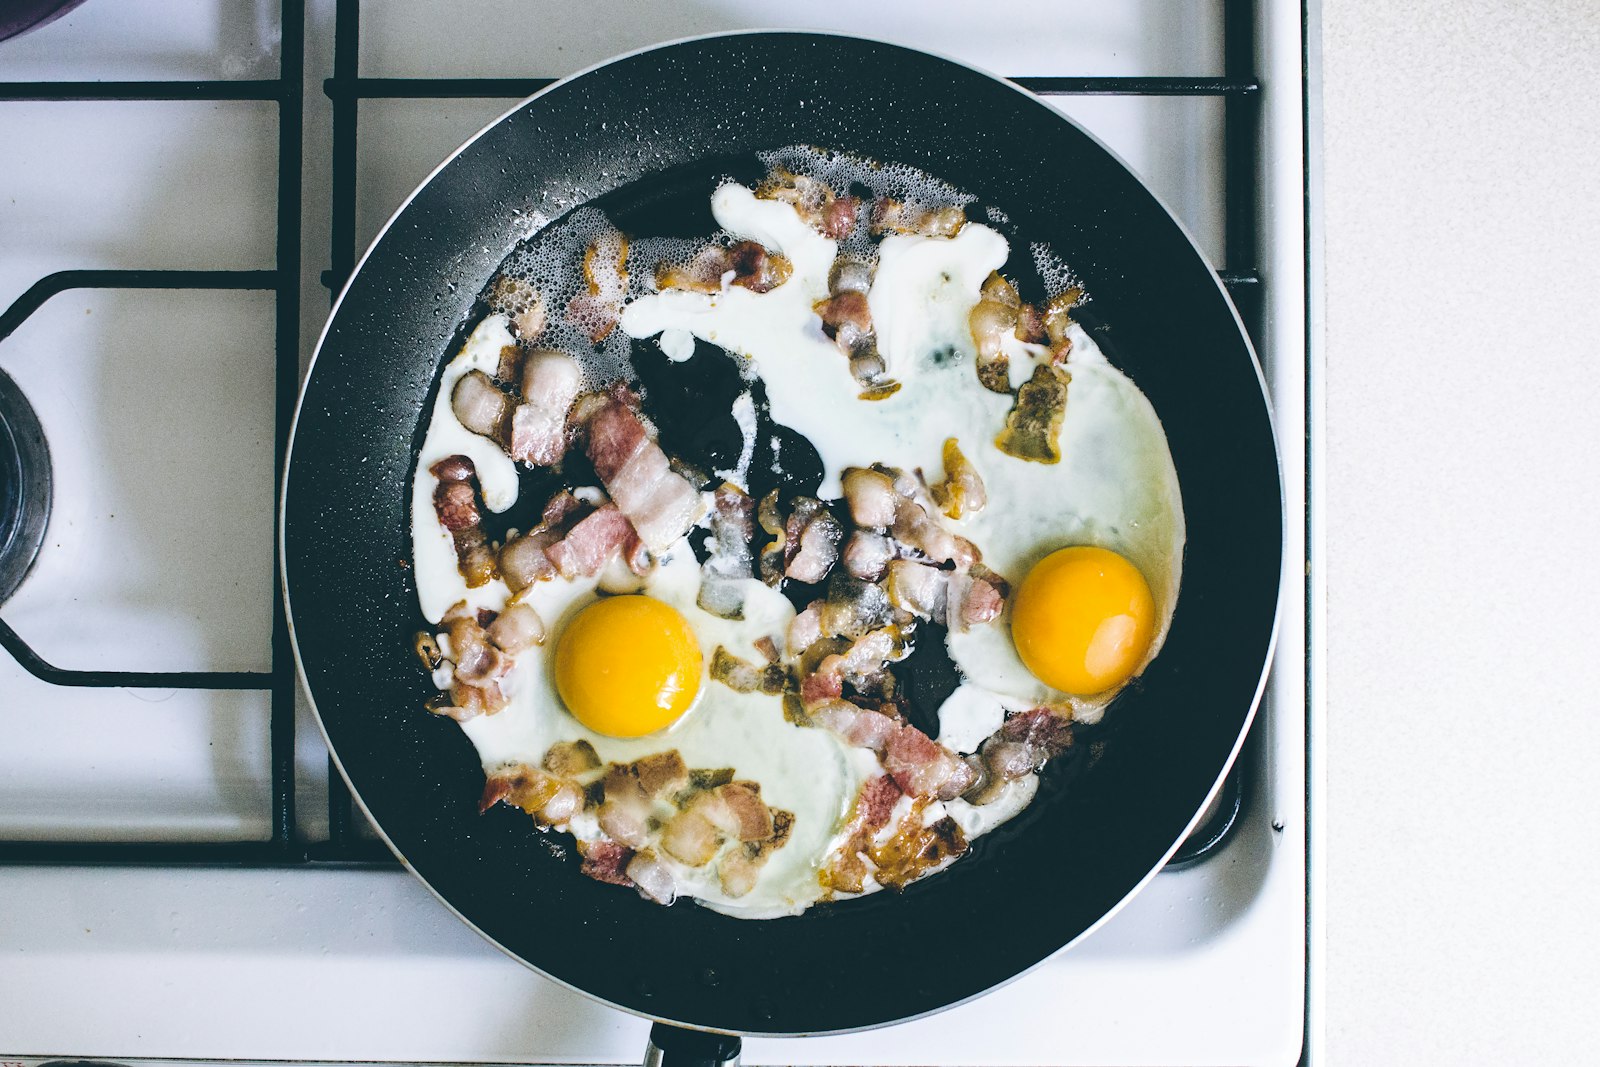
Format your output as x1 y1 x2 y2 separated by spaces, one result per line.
0 0 1260 868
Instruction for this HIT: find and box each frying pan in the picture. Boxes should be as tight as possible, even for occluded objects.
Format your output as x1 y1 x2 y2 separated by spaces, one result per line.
282 30 1282 1062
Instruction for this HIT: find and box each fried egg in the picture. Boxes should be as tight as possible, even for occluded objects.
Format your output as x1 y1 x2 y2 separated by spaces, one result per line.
411 155 1185 917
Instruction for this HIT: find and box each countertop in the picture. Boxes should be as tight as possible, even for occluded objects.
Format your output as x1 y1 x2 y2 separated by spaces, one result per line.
1321 0 1600 1061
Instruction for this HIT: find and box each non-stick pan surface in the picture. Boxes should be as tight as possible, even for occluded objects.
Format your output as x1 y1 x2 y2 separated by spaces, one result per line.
283 32 1281 1037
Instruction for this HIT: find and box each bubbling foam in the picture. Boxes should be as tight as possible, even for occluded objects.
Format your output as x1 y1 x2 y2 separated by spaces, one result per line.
473 145 1089 396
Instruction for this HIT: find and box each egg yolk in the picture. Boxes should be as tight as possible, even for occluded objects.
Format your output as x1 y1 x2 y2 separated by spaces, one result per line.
1010 546 1156 696
554 595 703 738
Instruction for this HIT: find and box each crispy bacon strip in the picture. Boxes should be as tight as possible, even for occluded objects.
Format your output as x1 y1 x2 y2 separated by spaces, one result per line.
996 363 1070 464
566 231 629 342
579 840 635 887
927 439 986 520
718 809 795 898
429 455 496 587
756 170 860 239
625 848 678 904
507 349 581 466
584 391 702 552
441 600 511 687
543 503 647 579
479 763 583 825
498 489 587 591
822 774 904 894
869 197 966 238
699 483 756 619
784 499 843 584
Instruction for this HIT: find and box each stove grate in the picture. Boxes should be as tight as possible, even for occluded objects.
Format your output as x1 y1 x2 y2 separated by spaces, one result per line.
0 0 1259 868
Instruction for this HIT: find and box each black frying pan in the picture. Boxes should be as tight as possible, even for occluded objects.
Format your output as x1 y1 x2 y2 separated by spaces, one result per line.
282 30 1281 1058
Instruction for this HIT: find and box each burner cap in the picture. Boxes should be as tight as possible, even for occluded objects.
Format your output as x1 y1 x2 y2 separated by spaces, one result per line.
0 368 51 604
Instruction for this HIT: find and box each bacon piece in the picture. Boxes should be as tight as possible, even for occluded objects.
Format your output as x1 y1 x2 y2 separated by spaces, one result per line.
566 292 622 343
1042 287 1084 352
883 723 975 800
822 775 905 895
844 463 965 565
842 530 893 582
995 363 1070 464
816 290 873 349
799 671 843 707
598 802 650 850
856 774 904 830
584 394 702 552
699 483 756 619
787 603 823 659
814 289 895 396
566 231 630 342
952 569 1006 630
479 764 583 824
784 501 842 583
927 439 986 519
429 456 497 587
498 490 588 591
809 699 900 753
435 676 507 720
655 244 734 293
413 631 443 671
486 602 544 652
726 240 792 293
869 198 965 238
696 781 774 843
488 274 548 342
578 840 635 887
441 601 511 686
601 754 691 805
543 503 644 579
999 707 1074 755
819 196 860 239
506 349 581 466
711 646 785 695
718 809 795 898
890 491 962 565
543 739 600 777
451 370 513 438
761 496 841 585
884 560 949 622
818 574 894 640
660 809 722 867
869 808 968 889
755 169 855 239
816 627 899 685
632 750 690 798
594 751 690 850
626 848 678 904
842 467 899 529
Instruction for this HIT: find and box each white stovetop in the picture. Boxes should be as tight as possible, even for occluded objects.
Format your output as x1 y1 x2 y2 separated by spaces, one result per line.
0 2 1311 1064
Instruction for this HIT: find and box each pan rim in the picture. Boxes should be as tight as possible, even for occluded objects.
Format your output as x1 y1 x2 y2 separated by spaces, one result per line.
279 26 1286 1040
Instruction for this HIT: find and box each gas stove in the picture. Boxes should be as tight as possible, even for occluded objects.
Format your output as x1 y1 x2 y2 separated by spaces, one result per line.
0 1 1314 1063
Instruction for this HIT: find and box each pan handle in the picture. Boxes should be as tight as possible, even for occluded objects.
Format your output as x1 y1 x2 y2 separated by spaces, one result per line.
644 1022 742 1067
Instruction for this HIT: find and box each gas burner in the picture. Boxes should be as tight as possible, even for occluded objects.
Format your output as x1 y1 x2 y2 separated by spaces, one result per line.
0 368 51 604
